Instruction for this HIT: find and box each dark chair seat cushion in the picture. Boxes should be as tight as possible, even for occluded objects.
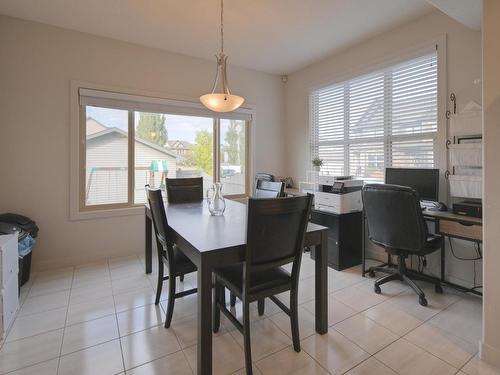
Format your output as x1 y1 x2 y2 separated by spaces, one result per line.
385 234 443 256
162 245 197 276
215 264 291 297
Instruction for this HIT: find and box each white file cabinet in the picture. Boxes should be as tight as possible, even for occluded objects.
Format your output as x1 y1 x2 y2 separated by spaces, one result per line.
0 234 19 340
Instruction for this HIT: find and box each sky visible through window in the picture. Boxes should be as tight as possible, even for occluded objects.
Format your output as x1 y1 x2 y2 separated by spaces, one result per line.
86 106 210 143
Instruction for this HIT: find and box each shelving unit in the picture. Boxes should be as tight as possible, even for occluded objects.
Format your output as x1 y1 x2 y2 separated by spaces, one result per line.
447 100 483 201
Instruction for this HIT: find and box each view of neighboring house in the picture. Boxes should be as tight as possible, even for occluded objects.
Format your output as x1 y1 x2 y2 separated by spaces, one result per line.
85 117 177 205
166 140 193 159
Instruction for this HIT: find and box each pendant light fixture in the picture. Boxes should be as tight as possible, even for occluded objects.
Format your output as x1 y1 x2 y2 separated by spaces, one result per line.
200 0 244 113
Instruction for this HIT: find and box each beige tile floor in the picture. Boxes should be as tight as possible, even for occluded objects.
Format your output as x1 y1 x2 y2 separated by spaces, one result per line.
0 254 495 375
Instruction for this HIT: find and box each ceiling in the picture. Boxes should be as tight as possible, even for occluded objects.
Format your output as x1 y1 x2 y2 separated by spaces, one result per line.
426 0 482 30
0 0 437 74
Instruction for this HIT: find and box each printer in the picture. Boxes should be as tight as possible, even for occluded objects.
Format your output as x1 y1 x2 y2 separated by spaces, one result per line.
314 176 364 214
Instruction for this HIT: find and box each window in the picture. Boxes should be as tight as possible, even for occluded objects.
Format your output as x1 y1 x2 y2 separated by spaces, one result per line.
84 107 129 206
310 51 438 182
78 89 251 211
220 119 247 195
133 113 214 204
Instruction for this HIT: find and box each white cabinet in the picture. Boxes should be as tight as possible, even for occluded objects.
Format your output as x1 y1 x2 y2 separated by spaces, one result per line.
0 234 19 340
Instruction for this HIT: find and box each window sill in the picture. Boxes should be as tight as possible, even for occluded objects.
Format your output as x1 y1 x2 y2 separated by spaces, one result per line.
69 205 144 221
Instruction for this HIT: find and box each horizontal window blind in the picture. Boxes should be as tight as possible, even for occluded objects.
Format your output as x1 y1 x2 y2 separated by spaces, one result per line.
311 51 438 182
79 88 253 121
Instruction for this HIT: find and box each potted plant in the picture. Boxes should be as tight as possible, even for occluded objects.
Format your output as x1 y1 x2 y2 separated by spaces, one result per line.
312 157 323 172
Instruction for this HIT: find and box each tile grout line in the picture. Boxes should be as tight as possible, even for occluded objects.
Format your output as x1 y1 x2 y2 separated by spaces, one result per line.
323 280 470 374
3 257 482 375
400 323 477 369
215 268 407 373
108 258 127 374
55 265 76 374
366 288 474 370
113 255 190 373
0 271 61 374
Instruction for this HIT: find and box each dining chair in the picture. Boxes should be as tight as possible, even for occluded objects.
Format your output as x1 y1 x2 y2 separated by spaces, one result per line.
146 186 197 328
165 177 203 283
213 194 313 374
229 179 285 307
254 180 285 198
165 177 203 203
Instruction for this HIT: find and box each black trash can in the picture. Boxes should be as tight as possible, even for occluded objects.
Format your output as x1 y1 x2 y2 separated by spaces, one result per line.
0 214 39 287
18 236 36 286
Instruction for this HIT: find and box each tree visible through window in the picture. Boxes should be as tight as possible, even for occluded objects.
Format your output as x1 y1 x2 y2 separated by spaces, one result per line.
135 113 213 203
136 113 168 146
220 119 246 195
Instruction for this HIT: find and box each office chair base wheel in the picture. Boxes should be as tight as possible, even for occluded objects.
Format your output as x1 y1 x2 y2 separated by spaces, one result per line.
374 285 381 294
419 296 428 306
435 284 443 294
368 270 376 278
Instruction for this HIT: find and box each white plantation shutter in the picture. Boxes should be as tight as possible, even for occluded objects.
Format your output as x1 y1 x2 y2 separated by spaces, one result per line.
310 51 438 182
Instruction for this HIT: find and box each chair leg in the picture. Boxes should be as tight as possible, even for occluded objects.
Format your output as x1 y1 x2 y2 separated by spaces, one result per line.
375 273 401 288
179 274 184 282
369 266 397 276
155 262 164 305
243 301 253 375
213 282 221 333
164 275 176 328
230 292 237 307
257 299 265 316
407 271 442 290
402 274 425 298
290 287 300 352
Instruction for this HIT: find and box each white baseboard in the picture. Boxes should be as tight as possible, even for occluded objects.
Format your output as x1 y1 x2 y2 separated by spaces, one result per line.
480 340 500 369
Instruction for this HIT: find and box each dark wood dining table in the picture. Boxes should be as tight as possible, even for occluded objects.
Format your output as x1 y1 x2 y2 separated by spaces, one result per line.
144 199 329 375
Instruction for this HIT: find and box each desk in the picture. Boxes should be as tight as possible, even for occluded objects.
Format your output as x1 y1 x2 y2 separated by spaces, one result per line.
362 209 483 295
144 199 329 375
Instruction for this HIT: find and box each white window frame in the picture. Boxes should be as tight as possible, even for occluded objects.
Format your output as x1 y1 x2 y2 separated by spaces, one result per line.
70 81 254 220
309 37 447 194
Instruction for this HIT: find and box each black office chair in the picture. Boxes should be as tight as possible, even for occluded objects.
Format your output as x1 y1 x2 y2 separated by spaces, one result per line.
254 173 274 194
146 186 197 328
213 195 313 374
254 180 285 198
254 172 274 183
362 184 443 306
165 177 203 203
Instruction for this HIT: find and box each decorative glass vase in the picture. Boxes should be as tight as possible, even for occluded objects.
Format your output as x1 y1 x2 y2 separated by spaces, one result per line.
207 182 226 216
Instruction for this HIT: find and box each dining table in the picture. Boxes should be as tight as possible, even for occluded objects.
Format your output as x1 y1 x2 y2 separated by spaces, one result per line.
144 198 329 375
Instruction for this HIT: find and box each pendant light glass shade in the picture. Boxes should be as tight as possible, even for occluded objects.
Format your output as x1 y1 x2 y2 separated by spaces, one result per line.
200 93 245 113
200 0 244 113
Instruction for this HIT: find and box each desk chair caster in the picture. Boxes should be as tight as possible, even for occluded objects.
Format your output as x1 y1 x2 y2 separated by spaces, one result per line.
419 296 428 306
368 270 376 278
374 285 381 294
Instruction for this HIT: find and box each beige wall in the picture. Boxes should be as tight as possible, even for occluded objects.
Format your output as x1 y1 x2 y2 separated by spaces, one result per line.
481 0 500 366
0 15 285 269
284 10 482 287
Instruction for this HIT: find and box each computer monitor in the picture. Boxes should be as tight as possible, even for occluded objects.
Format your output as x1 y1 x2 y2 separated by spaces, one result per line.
385 168 440 202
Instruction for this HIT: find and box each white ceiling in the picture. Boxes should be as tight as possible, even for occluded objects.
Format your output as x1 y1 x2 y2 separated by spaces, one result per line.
0 0 435 74
426 0 482 30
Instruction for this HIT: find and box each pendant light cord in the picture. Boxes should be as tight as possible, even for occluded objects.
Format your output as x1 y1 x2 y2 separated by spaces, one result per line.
220 0 224 54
